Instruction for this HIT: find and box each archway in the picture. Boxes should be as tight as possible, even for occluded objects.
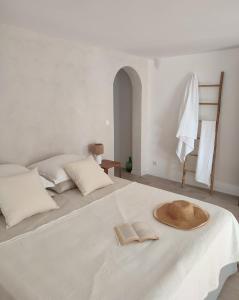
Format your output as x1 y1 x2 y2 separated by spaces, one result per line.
113 66 142 175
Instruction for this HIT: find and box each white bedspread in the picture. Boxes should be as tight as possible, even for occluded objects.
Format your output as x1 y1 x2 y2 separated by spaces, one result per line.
0 182 238 300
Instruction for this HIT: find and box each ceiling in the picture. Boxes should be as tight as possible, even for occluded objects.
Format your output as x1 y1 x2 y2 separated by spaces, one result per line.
1 0 239 57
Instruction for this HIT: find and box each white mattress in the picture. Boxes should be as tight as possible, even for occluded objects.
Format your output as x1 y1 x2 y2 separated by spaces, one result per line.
0 181 238 300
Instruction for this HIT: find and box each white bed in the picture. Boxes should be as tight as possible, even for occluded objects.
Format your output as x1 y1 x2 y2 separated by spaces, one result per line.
0 177 238 300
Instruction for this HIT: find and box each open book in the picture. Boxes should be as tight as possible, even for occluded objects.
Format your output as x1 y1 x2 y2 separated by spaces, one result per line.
114 222 159 245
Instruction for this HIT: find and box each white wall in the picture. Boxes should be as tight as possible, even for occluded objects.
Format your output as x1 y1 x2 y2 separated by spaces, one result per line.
148 49 239 196
1 24 238 195
0 24 150 174
113 69 132 166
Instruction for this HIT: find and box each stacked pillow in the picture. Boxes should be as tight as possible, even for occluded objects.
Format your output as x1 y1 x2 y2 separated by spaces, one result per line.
0 164 54 189
64 155 113 196
0 167 58 228
28 154 113 195
28 154 80 193
0 154 114 227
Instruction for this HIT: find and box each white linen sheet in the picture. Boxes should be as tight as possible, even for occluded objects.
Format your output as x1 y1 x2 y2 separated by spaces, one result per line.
0 182 238 300
176 73 199 162
196 121 216 186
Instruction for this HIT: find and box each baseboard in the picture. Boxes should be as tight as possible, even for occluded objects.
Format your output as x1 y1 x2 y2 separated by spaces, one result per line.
147 169 239 197
148 169 181 184
132 168 142 176
214 181 239 197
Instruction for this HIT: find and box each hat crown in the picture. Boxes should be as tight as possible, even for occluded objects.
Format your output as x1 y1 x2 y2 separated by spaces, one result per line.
167 200 195 222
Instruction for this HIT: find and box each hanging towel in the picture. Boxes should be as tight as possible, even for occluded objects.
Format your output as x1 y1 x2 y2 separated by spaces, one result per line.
196 121 216 186
176 73 199 162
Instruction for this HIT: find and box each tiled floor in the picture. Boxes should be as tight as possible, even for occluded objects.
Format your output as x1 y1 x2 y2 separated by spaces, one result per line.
121 171 239 300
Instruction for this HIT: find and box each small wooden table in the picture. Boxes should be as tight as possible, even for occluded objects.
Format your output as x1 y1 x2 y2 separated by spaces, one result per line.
101 159 122 177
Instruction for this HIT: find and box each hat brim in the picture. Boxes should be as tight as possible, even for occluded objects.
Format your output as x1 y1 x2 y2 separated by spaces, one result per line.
153 203 209 230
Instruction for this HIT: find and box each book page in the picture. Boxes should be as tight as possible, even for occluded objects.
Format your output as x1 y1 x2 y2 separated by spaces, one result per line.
132 222 159 242
114 223 139 245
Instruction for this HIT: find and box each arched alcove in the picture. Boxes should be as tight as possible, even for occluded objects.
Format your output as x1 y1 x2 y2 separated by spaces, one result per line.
113 66 142 175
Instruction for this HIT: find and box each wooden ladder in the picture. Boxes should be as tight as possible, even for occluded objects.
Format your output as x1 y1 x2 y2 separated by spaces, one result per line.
181 71 224 193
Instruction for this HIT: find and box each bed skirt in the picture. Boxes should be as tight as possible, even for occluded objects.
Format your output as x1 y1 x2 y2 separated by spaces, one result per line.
206 263 238 300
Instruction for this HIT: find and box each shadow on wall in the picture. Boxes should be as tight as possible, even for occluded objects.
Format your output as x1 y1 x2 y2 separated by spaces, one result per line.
159 73 190 178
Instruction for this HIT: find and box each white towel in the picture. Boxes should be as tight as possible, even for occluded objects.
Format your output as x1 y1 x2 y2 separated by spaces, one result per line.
196 121 216 186
176 73 199 162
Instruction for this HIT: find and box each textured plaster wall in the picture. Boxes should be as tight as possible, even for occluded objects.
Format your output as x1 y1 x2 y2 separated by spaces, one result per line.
2 24 237 195
0 24 150 174
148 49 239 195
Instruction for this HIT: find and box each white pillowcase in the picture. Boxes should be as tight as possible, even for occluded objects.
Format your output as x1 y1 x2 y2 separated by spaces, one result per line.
64 156 113 196
40 176 55 189
0 164 54 189
0 169 58 228
28 154 80 184
49 180 76 194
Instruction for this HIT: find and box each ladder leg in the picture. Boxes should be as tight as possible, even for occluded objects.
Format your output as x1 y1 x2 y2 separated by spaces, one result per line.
181 160 186 187
210 175 214 194
210 71 224 195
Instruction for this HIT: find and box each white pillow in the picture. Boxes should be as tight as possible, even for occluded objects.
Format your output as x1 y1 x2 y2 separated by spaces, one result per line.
64 156 113 196
40 176 55 189
0 169 58 228
0 164 54 189
28 154 80 184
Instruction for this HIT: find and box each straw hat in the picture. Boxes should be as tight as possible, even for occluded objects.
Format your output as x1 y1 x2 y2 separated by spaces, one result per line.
153 200 209 230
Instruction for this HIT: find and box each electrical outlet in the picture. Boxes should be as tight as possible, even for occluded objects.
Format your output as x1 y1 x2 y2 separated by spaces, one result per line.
152 160 157 166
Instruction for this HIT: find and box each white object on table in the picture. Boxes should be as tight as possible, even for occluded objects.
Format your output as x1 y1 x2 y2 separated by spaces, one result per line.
95 154 102 164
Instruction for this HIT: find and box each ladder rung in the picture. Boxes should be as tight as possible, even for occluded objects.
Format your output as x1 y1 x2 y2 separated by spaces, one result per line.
182 72 224 192
199 102 218 105
199 84 220 87
184 169 196 173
